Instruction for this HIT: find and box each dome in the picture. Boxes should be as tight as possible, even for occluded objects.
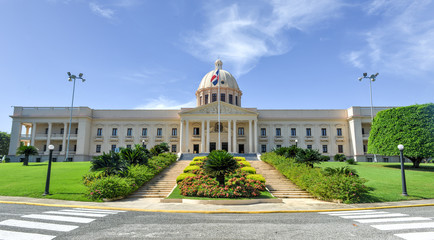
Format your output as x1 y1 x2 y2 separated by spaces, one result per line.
197 60 240 91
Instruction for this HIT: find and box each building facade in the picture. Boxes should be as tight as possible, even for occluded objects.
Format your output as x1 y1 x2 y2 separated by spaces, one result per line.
8 60 395 162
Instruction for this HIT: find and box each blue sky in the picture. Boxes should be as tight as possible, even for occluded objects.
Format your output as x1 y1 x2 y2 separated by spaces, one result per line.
1 0 433 133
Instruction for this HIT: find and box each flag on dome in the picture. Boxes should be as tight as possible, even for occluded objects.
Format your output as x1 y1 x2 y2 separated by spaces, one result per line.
211 69 219 86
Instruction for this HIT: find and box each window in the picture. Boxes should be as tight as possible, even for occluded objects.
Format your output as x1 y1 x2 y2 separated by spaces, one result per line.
74 145 76 151
261 128 266 137
214 123 223 132
96 145 101 153
212 93 217 102
276 145 281 148
383 157 389 162
157 128 163 136
363 145 367 153
171 145 177 153
276 128 281 136
75 128 78 134
200 96 202 105
307 145 312 149
127 128 132 136
322 145 328 153
45 128 49 134
193 127 200 135
235 96 238 105
291 128 296 136
172 128 177 136
238 127 244 136
111 145 116 152
338 145 343 153
321 128 327 136
221 93 225 102
337 128 342 136
205 94 209 104
60 128 64 134
229 94 233 104
126 144 132 149
142 128 147 136
59 145 62 151
306 128 311 136
367 157 373 162
112 128 118 136
362 128 365 134
261 144 267 153
97 128 102 136
43 145 47 151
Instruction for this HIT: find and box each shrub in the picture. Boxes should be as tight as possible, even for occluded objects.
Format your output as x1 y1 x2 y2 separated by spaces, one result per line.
189 161 203 166
120 144 151 166
295 148 324 167
127 165 154 186
238 161 251 167
184 165 200 173
323 166 359 177
334 154 347 162
233 157 246 161
320 155 330 162
246 174 266 183
5 157 10 163
346 158 357 165
203 150 239 185
273 145 300 158
91 152 129 177
193 156 207 161
86 175 135 200
82 171 106 186
241 167 256 174
176 173 196 183
150 142 170 156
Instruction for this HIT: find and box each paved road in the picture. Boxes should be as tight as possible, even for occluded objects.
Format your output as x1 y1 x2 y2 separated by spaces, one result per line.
0 203 433 239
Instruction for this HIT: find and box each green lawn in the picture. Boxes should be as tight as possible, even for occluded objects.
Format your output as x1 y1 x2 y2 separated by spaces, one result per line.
0 162 91 201
166 185 275 200
320 162 434 202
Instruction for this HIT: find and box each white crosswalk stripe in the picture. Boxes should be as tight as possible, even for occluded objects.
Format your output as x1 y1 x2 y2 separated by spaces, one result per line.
339 213 408 219
22 214 96 223
372 222 434 231
0 229 56 240
0 219 78 232
355 217 431 223
319 210 376 214
395 232 434 240
60 209 120 214
73 208 126 213
327 211 389 216
43 210 107 217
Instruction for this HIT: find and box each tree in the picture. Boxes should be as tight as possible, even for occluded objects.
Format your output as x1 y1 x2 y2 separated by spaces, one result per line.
0 132 10 156
295 148 323 168
119 144 151 165
368 103 434 168
91 151 128 176
16 145 38 166
334 154 347 162
150 142 170 156
203 150 239 186
273 145 300 158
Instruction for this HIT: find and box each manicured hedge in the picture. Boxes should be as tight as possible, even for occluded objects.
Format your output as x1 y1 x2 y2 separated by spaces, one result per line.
233 157 246 161
240 167 256 174
184 165 200 173
261 152 369 203
193 156 207 161
238 161 251 167
246 174 266 183
176 173 196 183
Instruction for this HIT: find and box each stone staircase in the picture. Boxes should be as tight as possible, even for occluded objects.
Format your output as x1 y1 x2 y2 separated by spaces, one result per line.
128 160 191 198
249 161 312 199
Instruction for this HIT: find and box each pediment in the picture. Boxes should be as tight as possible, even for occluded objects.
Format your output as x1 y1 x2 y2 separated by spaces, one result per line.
180 102 257 116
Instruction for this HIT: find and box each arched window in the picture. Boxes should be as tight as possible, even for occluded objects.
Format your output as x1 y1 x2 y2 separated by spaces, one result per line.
214 122 223 132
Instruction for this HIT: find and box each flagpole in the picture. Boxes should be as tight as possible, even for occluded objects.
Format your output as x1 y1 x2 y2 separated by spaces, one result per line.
218 68 221 151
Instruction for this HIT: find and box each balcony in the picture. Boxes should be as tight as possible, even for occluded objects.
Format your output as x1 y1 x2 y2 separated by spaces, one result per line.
125 136 134 142
94 136 104 142
110 135 118 142
304 136 314 142
237 135 246 140
20 134 31 140
259 136 268 142
320 136 329 142
155 136 164 142
170 136 179 142
274 136 283 142
35 134 48 139
335 136 345 142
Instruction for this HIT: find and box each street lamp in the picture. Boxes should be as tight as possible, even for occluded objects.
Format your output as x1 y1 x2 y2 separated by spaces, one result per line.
142 139 145 148
398 144 408 196
65 72 85 162
358 72 379 162
43 144 55 196
295 139 298 147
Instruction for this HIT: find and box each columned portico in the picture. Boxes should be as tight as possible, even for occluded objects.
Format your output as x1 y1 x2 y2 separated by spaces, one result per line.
249 120 253 153
228 120 232 153
201 120 205 152
233 120 237 153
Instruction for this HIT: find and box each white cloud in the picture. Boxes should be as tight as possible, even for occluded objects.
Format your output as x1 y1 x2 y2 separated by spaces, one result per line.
183 0 343 76
135 96 196 109
345 1 434 78
89 2 115 19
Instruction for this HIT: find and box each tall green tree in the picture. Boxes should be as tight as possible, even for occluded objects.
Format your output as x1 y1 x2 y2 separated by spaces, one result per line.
295 148 324 168
0 132 10 156
16 145 38 166
119 144 151 165
368 103 434 168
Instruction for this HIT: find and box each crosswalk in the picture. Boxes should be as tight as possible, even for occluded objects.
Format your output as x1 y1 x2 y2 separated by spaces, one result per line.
319 209 434 240
0 208 125 240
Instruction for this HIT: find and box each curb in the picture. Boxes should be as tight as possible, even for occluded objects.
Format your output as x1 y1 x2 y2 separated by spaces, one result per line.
1 200 434 214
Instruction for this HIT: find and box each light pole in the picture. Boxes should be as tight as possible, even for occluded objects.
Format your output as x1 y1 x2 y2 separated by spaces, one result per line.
295 139 298 147
142 139 145 148
398 144 408 196
43 144 55 196
358 72 379 162
65 72 85 162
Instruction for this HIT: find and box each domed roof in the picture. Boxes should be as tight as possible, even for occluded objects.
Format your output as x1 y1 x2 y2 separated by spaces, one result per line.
197 60 240 91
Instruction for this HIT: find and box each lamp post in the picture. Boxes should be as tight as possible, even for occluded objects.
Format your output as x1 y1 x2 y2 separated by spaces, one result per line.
65 72 85 162
358 72 379 162
398 144 408 196
142 139 145 148
295 139 298 147
43 144 55 196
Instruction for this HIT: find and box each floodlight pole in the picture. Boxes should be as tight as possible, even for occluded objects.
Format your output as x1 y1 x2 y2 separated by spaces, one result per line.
65 72 85 162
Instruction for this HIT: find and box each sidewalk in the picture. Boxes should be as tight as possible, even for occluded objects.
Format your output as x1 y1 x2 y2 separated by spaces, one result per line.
1 195 433 213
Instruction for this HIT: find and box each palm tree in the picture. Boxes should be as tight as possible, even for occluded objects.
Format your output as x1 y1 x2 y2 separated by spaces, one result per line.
16 145 38 166
203 150 238 186
119 144 150 165
91 151 128 176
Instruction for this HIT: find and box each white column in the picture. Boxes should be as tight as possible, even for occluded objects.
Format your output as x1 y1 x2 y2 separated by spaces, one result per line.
186 120 189 153
206 120 210 152
233 120 237 153
201 120 205 153
179 120 183 153
30 122 36 146
45 122 52 154
249 120 253 153
61 122 67 154
254 120 258 153
228 120 232 153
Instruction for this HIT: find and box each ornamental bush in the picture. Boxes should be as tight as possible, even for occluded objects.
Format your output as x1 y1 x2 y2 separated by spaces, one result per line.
261 152 369 203
184 165 200 173
233 157 246 161
193 156 207 161
203 150 239 185
240 167 256 174
238 161 251 167
189 161 203 166
334 154 347 162
246 174 266 183
176 173 196 183
86 175 135 201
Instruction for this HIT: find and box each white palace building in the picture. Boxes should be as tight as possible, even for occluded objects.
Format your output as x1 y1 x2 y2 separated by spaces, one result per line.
8 60 393 162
